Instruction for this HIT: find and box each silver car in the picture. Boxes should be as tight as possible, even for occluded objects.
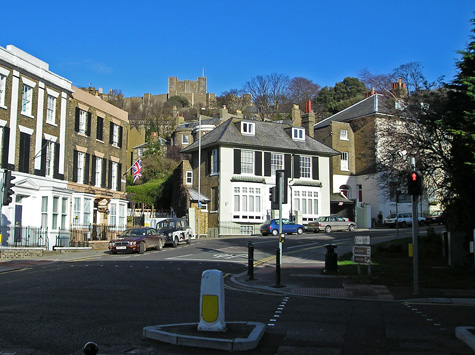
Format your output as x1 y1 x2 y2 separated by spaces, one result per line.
307 216 356 233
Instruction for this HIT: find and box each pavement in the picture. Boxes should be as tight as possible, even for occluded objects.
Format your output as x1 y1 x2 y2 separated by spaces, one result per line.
1 249 475 353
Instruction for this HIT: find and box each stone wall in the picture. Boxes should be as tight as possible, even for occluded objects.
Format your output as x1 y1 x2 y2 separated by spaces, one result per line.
0 248 44 259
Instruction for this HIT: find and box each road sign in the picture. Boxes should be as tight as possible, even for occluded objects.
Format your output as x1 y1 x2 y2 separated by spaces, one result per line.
354 236 370 245
352 245 371 265
353 255 371 264
353 246 371 256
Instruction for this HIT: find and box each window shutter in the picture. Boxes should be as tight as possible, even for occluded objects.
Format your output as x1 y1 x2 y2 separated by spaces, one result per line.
86 112 92 136
40 138 47 176
91 155 96 186
2 127 9 169
96 117 103 141
54 143 60 179
84 153 90 185
293 155 301 179
312 157 319 180
206 151 211 176
255 151 262 176
264 152 271 176
19 132 30 173
109 122 114 144
284 154 291 180
102 158 107 187
73 150 78 182
117 163 122 191
75 108 79 133
233 149 241 174
108 160 113 188
118 126 123 148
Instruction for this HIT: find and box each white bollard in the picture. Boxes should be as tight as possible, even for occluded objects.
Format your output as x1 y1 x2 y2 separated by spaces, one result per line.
198 269 227 332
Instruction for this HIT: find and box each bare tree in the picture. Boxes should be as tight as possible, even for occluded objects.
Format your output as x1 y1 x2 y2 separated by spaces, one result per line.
244 73 290 120
361 66 450 206
288 77 320 110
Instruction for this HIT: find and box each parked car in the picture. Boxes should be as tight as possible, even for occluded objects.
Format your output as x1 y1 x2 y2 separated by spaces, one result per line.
156 218 193 247
260 219 305 236
307 216 356 233
424 210 445 225
383 212 424 227
108 227 164 254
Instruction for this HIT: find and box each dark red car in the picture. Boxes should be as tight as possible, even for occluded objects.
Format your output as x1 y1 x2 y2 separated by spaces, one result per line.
109 227 164 254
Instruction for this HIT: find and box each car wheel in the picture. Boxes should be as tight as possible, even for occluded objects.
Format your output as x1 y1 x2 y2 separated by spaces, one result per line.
348 224 355 232
112 251 117 255
172 237 178 248
139 242 145 254
261 232 268 236
272 229 279 236
156 239 163 251
297 227 303 235
401 222 407 228
324 225 332 233
419 220 426 226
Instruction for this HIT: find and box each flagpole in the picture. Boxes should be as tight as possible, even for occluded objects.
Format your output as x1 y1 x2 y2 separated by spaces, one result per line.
123 158 141 175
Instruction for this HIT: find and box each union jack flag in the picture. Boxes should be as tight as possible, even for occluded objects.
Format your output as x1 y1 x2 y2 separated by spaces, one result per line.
132 159 142 183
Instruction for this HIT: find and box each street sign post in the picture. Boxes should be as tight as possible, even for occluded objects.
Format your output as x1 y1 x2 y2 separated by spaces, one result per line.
352 236 371 275
354 236 371 245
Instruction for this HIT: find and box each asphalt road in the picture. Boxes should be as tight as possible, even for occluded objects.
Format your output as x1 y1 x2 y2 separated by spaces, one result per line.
0 226 472 354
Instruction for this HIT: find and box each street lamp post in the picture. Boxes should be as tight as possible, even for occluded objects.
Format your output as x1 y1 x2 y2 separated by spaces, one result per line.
197 114 201 239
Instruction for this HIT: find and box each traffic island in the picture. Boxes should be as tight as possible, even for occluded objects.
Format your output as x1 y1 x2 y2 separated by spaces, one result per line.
144 269 266 351
143 321 266 351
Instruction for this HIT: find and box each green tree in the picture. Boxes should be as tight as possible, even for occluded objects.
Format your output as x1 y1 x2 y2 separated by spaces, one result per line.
442 17 475 265
313 77 367 118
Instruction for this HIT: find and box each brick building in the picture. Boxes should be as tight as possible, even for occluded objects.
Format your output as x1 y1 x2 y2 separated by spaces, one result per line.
314 88 429 226
0 45 128 250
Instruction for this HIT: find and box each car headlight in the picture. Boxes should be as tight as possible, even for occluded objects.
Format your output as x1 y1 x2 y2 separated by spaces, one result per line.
129 241 136 246
109 242 115 247
168 233 172 237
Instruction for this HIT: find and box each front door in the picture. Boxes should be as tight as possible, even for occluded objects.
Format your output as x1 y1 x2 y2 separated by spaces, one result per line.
14 204 22 245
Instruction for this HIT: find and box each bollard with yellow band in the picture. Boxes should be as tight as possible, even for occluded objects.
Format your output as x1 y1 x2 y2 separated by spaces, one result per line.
198 269 227 332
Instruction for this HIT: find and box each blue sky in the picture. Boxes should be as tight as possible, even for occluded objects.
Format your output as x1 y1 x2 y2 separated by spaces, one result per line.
3 1 474 98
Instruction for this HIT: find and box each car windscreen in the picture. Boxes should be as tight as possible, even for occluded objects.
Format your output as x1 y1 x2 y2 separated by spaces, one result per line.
387 214 397 219
122 229 146 236
157 221 176 229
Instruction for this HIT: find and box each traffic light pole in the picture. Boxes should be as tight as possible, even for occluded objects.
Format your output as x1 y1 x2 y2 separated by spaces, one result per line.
412 194 419 295
276 170 284 287
409 157 419 296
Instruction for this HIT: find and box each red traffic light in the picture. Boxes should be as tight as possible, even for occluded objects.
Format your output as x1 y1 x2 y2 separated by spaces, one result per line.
407 171 422 195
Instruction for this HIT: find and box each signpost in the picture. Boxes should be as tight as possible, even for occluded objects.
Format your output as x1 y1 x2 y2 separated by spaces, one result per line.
353 236 371 275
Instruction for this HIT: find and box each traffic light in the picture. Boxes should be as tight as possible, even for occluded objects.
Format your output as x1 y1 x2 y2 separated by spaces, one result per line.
407 171 422 196
275 170 288 204
269 187 278 210
3 170 16 206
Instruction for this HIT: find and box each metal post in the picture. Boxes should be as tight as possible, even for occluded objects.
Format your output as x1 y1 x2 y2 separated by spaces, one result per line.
248 241 254 280
412 194 419 295
197 115 201 239
275 248 281 287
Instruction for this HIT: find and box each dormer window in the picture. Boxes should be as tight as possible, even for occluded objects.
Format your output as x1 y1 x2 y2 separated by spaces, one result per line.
292 127 305 141
241 122 255 135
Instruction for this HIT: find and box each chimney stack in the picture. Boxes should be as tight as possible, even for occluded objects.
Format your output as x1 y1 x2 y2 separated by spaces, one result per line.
302 101 315 138
291 104 301 127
